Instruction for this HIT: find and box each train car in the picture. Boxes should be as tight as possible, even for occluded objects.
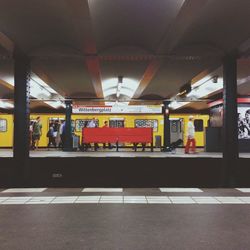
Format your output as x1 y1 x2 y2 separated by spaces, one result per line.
0 113 209 148
0 114 13 148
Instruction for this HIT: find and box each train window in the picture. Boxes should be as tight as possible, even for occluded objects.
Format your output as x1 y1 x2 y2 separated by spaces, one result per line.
134 119 158 132
48 118 75 132
0 119 7 132
75 119 99 132
109 118 124 128
194 119 204 132
171 120 178 133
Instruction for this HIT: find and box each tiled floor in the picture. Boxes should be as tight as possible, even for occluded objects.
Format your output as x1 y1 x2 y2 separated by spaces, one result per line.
82 188 123 192
1 188 250 249
0 195 250 204
160 188 203 192
236 188 250 193
0 187 250 205
2 188 47 193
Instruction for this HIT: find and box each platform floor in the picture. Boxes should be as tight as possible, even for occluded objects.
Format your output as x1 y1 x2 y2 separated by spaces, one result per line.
0 188 250 250
1 148 250 158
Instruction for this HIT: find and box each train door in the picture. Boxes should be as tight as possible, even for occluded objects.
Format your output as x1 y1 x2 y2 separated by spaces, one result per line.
109 118 125 128
170 118 183 144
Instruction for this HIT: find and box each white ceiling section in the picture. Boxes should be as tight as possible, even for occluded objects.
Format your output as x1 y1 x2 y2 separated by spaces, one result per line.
0 0 249 110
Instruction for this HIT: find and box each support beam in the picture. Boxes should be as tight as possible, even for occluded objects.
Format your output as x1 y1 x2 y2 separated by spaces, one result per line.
0 32 14 55
132 59 162 99
63 100 73 151
85 56 104 98
13 50 30 184
158 0 209 53
66 0 103 98
0 79 14 90
222 53 238 187
32 63 65 97
163 101 171 149
132 0 209 101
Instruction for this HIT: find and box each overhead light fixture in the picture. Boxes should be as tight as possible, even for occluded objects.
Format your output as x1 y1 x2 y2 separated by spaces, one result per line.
44 101 66 109
177 82 192 97
102 77 139 99
116 76 123 99
169 75 223 110
0 101 14 109
29 73 65 109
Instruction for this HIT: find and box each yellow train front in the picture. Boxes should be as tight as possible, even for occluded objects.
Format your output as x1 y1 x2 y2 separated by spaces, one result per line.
0 113 209 149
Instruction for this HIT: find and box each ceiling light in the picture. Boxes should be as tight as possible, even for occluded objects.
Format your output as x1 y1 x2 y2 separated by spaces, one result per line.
116 76 123 99
102 77 139 99
0 101 14 109
29 73 65 109
44 101 66 109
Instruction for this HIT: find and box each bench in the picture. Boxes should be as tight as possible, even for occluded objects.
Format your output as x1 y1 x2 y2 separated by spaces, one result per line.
82 127 153 152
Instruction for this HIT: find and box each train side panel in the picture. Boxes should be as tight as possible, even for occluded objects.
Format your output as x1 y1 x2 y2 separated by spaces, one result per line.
0 114 13 147
0 113 209 148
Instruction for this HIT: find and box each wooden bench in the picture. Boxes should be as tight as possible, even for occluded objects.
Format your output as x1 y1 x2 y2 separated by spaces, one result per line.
82 127 153 152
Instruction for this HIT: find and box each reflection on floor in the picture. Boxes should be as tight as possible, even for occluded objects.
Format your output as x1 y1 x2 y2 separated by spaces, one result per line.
0 148 224 158
0 148 250 158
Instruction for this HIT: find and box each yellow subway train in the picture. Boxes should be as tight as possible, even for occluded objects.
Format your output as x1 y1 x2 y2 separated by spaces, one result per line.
0 113 209 148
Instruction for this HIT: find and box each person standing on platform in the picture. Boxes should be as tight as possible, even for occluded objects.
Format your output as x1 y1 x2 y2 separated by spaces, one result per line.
102 121 111 149
47 122 56 149
87 118 99 150
32 116 42 150
60 120 66 149
185 116 196 154
29 121 34 149
55 120 62 148
87 117 96 128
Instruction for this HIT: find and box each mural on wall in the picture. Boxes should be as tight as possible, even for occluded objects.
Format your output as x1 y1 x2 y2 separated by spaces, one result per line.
210 104 250 139
238 106 250 139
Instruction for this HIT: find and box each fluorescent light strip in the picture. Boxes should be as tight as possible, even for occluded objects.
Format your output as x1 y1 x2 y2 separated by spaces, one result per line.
102 78 139 100
0 101 14 109
169 77 224 110
29 73 65 109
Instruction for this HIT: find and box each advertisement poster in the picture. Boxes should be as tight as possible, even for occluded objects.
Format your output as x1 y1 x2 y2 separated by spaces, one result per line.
238 106 250 139
210 105 223 127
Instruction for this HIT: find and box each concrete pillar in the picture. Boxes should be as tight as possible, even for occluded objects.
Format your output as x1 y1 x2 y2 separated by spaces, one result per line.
222 53 238 187
163 101 171 149
13 50 30 184
63 100 73 151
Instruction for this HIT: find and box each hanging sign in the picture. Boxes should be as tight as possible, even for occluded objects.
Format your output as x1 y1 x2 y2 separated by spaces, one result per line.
72 105 162 114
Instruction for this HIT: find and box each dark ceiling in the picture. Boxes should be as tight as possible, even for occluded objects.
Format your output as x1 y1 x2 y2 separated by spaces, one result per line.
0 0 250 110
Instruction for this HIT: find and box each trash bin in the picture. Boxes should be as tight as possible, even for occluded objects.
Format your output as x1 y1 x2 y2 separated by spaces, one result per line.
155 135 161 148
72 135 80 150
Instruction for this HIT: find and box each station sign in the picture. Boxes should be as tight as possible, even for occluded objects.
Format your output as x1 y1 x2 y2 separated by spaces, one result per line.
72 105 162 114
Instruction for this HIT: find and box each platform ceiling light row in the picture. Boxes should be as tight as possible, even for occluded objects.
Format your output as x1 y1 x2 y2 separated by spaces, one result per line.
29 73 65 109
2 73 65 109
169 76 223 110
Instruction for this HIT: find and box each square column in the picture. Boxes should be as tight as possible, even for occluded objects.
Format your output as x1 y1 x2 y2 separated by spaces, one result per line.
163 101 171 149
222 53 238 187
13 51 30 184
63 100 73 151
